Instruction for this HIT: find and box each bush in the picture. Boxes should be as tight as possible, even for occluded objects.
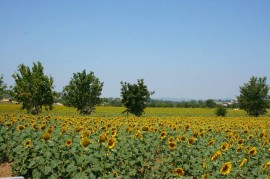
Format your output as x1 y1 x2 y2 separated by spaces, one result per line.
216 106 227 117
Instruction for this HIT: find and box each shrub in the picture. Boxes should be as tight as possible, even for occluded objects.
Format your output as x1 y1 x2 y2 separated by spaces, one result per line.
216 106 227 117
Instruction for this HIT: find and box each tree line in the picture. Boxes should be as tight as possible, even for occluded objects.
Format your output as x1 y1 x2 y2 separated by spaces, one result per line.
1 61 270 117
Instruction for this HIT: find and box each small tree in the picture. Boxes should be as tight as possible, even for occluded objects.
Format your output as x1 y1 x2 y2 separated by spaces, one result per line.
0 75 7 98
237 76 270 117
206 99 216 108
63 70 103 115
11 62 54 114
216 105 227 117
120 79 154 117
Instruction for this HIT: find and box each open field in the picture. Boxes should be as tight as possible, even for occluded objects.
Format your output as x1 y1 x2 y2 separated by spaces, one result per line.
0 104 269 178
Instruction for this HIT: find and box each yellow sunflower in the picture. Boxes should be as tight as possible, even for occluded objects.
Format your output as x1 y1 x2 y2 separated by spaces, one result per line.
168 142 177 150
24 139 32 148
160 130 167 139
168 137 174 143
177 135 185 142
175 168 185 176
237 139 244 145
82 130 91 137
98 133 108 143
239 158 247 168
220 162 232 175
17 125 25 132
202 173 209 179
65 139 72 147
248 147 257 156
111 130 117 137
263 161 270 170
187 137 196 145
112 171 118 178
41 132 51 140
80 138 90 147
108 138 116 149
207 138 215 146
220 142 229 151
211 150 222 161
202 162 206 169
236 145 243 152
248 134 253 140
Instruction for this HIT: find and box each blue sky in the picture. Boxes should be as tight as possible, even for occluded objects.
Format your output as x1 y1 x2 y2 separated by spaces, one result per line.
0 1 269 99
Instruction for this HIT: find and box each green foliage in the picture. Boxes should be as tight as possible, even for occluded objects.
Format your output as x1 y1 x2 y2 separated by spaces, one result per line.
11 62 54 114
215 105 227 117
0 74 7 98
237 76 270 117
206 99 216 108
62 70 103 115
120 79 154 117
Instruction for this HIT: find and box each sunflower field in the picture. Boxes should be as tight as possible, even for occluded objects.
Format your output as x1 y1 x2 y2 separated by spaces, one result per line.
0 104 269 178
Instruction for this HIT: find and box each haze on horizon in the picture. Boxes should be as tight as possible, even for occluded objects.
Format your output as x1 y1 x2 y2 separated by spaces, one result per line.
0 1 269 100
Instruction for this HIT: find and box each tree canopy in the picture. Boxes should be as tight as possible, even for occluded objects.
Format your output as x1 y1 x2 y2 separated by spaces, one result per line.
205 99 216 108
62 70 103 115
237 76 270 117
120 79 154 117
0 74 7 98
11 61 55 114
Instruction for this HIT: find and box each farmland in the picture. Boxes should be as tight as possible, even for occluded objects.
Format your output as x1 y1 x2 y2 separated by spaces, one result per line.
0 104 269 178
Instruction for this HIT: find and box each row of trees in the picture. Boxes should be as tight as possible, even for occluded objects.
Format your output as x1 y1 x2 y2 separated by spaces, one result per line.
2 62 153 116
1 61 270 117
98 98 238 108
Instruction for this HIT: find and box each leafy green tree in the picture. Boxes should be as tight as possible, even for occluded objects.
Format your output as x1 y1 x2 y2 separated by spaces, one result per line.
11 62 54 114
120 79 154 117
0 75 7 98
237 76 270 117
205 99 216 108
62 70 103 115
215 105 227 117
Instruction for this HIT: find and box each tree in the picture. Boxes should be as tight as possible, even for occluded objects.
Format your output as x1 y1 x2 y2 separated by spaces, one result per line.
11 62 54 114
206 99 216 108
62 70 103 115
0 75 7 98
120 79 154 117
237 76 270 117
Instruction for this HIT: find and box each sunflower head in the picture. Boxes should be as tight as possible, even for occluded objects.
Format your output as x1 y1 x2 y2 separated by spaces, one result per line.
220 162 232 175
65 139 72 147
142 126 149 132
24 139 32 148
239 158 247 168
41 132 51 140
17 125 25 132
187 137 196 145
202 173 209 179
220 142 229 151
98 133 108 143
82 130 91 137
168 142 177 150
211 150 222 161
236 145 243 152
160 130 167 139
263 161 270 170
111 130 117 137
175 168 185 176
238 139 244 145
168 137 174 143
80 138 91 147
108 138 116 149
248 134 253 140
207 138 215 146
248 147 257 156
